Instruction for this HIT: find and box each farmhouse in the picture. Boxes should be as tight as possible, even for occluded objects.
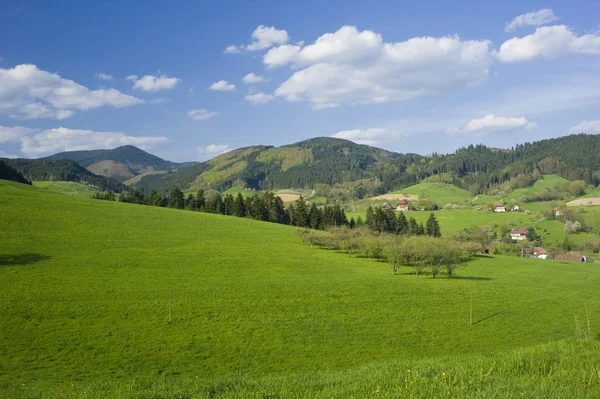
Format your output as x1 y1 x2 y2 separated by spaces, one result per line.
553 207 562 216
510 228 528 241
382 202 394 210
532 247 548 259
396 199 409 211
555 252 586 262
493 202 506 213
512 205 520 212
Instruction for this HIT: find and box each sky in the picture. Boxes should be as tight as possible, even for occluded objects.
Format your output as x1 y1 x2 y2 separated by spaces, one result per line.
1 0 600 162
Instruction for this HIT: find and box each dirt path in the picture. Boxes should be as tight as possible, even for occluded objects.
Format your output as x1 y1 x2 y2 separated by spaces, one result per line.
567 197 600 206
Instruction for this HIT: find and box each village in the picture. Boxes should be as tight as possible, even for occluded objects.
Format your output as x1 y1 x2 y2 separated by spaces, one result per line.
379 199 589 263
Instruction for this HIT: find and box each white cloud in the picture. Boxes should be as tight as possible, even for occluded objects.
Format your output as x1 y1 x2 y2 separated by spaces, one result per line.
448 114 538 135
332 127 406 146
266 26 492 109
242 73 265 84
0 64 143 120
188 109 219 121
224 45 241 54
570 120 600 134
149 98 170 104
126 74 181 91
496 25 600 63
0 125 38 143
244 92 274 104
245 25 289 51
505 9 558 32
95 72 114 81
0 125 167 157
209 80 236 91
197 144 232 160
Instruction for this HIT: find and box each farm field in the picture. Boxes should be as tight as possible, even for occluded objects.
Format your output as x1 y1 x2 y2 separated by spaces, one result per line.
1 179 600 397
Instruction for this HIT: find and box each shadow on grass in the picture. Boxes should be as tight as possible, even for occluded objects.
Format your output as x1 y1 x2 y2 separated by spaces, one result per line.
0 253 51 266
474 312 501 325
397 272 493 280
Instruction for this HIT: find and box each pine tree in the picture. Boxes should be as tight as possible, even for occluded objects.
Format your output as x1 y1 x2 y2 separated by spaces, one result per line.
397 211 408 235
294 196 310 227
233 193 246 217
408 217 418 235
196 189 206 211
426 212 441 237
309 202 322 230
168 186 185 209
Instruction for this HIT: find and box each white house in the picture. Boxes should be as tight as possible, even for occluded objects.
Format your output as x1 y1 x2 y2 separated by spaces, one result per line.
510 228 528 240
396 199 409 211
493 202 506 213
512 205 520 212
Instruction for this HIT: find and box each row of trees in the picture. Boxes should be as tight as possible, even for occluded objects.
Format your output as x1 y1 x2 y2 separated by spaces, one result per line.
95 186 351 230
299 227 474 278
365 206 441 237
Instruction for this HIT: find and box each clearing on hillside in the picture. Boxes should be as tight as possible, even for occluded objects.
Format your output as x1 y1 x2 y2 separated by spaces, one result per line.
277 193 301 202
567 197 600 206
370 193 419 201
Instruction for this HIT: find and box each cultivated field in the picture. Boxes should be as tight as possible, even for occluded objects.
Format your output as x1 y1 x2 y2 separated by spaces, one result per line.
1 179 599 397
568 197 600 206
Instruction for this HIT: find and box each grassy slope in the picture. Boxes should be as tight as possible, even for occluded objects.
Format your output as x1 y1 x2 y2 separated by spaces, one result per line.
123 170 168 186
1 180 600 397
32 181 102 198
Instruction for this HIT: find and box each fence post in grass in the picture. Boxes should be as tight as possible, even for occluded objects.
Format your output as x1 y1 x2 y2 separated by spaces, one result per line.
169 290 172 324
469 292 473 326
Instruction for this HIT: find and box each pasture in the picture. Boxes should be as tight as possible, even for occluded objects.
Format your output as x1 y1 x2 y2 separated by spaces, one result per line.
1 179 599 397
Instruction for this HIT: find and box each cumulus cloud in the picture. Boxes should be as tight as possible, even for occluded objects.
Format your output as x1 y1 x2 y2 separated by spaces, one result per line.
0 64 143 120
505 9 558 32
197 144 232 160
0 125 38 143
448 114 538 135
264 26 492 109
0 124 167 157
209 80 236 91
245 25 289 51
332 127 406 146
95 72 114 81
496 25 600 63
242 73 265 84
244 92 274 104
570 120 600 134
126 74 181 91
224 45 241 54
188 109 219 121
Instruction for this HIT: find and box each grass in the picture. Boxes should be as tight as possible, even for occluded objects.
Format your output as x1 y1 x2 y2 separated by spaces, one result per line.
1 179 600 397
32 181 102 198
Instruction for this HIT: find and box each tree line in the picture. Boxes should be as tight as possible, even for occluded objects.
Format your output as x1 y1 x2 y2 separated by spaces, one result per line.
365 206 441 237
298 227 475 278
94 186 350 230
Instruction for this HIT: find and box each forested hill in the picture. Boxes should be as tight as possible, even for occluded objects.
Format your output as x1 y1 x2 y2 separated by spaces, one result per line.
44 145 177 169
0 160 31 185
43 145 198 182
32 133 600 196
2 158 126 192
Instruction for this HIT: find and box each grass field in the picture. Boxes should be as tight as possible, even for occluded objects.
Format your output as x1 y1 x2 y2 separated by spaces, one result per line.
32 181 102 198
1 179 600 397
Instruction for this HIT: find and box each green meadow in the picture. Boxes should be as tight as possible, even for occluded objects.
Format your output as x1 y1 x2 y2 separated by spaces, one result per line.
32 181 102 197
1 179 600 398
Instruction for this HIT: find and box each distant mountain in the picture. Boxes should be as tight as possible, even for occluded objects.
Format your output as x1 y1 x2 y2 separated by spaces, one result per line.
43 145 196 182
0 160 31 185
2 158 126 192
38 133 600 197
131 137 423 193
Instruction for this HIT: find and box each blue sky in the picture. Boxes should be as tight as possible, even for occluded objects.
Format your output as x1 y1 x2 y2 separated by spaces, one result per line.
1 0 600 161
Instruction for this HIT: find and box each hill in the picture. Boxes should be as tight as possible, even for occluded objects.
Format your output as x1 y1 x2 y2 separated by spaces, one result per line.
2 158 125 192
0 179 599 397
44 145 198 182
0 160 31 185
121 134 600 198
